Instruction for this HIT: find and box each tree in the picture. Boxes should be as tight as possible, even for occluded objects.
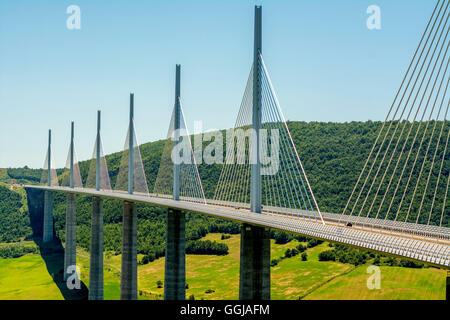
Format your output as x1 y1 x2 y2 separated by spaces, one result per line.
273 231 291 244
284 249 292 258
318 250 335 261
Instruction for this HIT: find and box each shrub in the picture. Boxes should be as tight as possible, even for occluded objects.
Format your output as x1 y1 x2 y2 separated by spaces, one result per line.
186 240 229 255
307 239 323 248
0 244 38 259
273 231 291 244
399 259 424 268
284 249 292 258
270 259 280 267
318 250 336 261
221 234 231 240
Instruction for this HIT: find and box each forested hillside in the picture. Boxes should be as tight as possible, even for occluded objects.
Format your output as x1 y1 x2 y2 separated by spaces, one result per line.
0 184 32 242
2 121 448 259
58 121 385 258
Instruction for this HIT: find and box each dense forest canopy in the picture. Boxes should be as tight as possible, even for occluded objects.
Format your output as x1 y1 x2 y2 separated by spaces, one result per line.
0 185 32 242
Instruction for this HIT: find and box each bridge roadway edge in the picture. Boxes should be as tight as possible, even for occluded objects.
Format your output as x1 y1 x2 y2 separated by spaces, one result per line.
24 186 450 270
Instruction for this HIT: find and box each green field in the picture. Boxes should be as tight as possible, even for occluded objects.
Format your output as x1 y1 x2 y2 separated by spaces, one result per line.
0 234 446 300
0 255 63 300
304 265 446 300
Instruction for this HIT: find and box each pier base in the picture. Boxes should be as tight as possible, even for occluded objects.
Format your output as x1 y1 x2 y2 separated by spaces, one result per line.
89 197 104 300
447 271 449 301
64 193 77 281
120 201 137 300
164 209 186 300
239 224 270 300
43 191 54 243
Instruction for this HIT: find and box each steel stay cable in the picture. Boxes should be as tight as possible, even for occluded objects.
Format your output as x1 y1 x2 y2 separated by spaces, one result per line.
353 8 450 226
340 0 444 223
260 82 285 216
261 85 292 219
179 99 207 203
261 76 305 222
261 67 314 221
375 17 450 225
262 69 314 212
234 85 253 206
416 88 449 224
213 66 253 202
375 49 449 228
228 78 253 205
259 54 325 224
259 78 295 220
440 166 450 227
260 56 316 221
405 60 450 224
429 110 450 226
397 35 450 223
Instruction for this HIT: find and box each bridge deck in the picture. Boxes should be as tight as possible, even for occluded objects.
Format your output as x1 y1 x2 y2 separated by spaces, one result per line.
25 185 450 269
205 201 450 243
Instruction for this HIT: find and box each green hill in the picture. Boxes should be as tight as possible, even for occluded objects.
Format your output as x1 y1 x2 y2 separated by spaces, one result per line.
0 184 32 242
1 121 448 300
56 121 388 256
2 121 449 254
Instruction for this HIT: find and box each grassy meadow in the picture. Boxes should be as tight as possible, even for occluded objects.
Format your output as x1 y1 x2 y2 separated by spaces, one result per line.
0 254 63 300
0 233 446 300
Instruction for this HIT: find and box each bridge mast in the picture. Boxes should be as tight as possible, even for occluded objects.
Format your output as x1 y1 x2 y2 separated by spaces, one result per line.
173 64 181 200
96 111 101 191
164 64 186 300
239 5 271 301
70 122 74 188
121 94 138 300
64 122 77 281
43 130 54 243
47 130 51 186
128 94 135 194
251 5 262 213
90 110 104 299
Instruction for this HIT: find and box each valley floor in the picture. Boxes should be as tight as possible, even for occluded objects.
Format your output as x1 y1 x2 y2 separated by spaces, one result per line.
0 234 446 300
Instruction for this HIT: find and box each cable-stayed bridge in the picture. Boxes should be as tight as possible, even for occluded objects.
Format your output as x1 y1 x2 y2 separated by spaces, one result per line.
25 4 450 300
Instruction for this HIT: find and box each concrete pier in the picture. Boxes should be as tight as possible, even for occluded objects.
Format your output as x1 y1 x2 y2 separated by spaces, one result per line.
43 191 54 243
64 193 77 281
164 209 186 300
447 271 449 301
238 6 271 301
120 201 137 300
239 224 270 300
89 196 104 300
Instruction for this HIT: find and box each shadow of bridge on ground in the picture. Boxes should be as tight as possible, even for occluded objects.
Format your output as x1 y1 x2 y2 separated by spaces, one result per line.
26 188 89 300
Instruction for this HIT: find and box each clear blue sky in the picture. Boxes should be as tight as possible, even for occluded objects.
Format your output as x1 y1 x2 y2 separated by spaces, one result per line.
0 0 435 168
